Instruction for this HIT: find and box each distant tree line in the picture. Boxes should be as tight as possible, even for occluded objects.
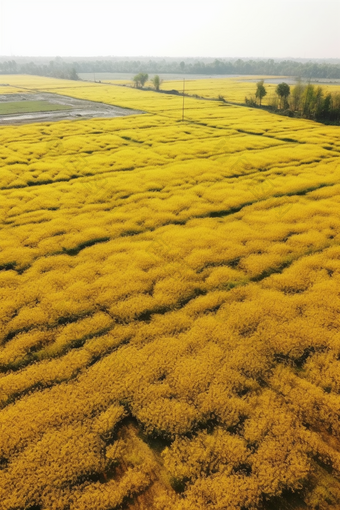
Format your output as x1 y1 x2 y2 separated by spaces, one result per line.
73 58 340 79
246 80 340 123
1 58 340 80
0 59 78 80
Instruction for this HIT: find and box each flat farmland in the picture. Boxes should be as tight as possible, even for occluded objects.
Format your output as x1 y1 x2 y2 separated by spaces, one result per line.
1 75 340 510
0 99 71 115
0 88 143 126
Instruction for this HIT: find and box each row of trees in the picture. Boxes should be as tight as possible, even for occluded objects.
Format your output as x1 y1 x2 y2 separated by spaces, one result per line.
246 80 340 123
2 57 340 79
0 59 78 80
132 73 163 91
250 80 291 108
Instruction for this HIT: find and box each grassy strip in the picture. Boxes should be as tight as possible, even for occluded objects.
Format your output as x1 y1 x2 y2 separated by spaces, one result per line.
0 100 71 115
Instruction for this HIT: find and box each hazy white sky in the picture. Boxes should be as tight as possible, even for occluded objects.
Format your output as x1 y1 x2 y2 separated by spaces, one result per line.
0 0 339 59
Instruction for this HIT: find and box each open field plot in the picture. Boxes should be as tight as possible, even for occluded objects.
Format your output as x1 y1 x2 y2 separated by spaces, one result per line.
0 91 144 126
156 78 278 105
0 85 27 94
106 76 340 107
107 77 281 105
0 100 71 115
1 76 340 510
159 77 340 105
0 74 97 91
160 77 340 106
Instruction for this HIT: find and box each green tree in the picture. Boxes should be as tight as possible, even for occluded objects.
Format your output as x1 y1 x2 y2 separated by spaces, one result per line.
133 72 149 89
332 93 340 122
255 80 267 106
314 86 324 119
139 73 148 88
322 93 332 119
132 75 139 88
152 75 163 91
291 79 305 112
302 83 317 118
276 83 290 109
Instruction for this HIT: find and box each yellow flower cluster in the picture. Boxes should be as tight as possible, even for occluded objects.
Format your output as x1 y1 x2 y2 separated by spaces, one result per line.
1 75 340 509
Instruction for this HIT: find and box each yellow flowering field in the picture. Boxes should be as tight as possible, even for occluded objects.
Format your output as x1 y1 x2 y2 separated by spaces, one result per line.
155 77 279 104
107 75 340 106
0 74 96 91
159 77 340 104
1 75 340 510
105 76 278 105
0 87 27 94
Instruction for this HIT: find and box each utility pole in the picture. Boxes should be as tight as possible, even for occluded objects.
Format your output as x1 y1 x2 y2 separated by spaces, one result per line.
182 78 185 121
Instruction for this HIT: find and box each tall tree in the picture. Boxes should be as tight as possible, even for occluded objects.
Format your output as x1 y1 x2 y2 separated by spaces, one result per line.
276 82 290 109
290 79 305 112
255 80 267 106
302 83 317 118
133 72 149 89
152 75 163 91
314 86 324 119
139 73 149 88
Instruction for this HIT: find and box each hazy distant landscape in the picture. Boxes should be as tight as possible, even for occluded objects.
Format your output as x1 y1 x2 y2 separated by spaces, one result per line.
77 72 340 86
2 56 340 81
